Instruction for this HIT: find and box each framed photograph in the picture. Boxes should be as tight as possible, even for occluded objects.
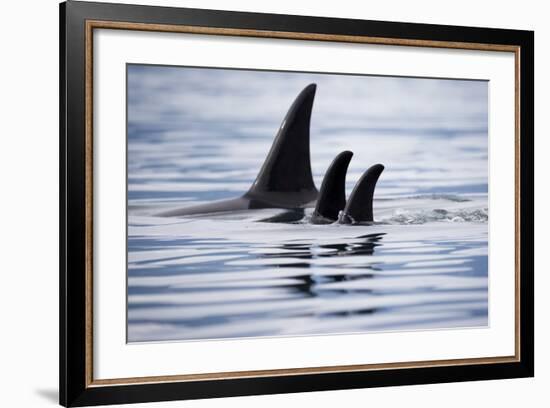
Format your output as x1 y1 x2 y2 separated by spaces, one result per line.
60 1 534 406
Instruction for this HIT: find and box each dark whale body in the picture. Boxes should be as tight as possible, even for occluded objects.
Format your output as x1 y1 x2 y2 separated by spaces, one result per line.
159 83 384 224
159 84 319 217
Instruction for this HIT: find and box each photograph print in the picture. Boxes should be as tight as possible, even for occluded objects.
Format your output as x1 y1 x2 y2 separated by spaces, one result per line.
126 64 489 343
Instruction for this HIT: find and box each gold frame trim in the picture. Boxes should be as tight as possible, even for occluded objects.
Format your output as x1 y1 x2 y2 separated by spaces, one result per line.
84 20 521 388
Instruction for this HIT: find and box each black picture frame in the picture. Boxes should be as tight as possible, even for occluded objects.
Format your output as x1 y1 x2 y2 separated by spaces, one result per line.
60 1 534 406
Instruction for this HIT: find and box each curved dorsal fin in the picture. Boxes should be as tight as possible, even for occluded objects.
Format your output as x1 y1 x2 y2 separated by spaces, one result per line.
311 151 353 223
245 84 319 207
339 164 384 223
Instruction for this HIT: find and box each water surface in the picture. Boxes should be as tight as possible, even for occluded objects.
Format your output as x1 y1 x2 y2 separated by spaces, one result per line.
127 65 489 342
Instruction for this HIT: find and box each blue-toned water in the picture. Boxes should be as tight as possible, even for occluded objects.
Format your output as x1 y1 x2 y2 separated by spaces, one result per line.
127 65 488 342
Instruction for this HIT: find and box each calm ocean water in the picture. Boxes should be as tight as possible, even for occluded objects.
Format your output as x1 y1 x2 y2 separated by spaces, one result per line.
127 65 489 342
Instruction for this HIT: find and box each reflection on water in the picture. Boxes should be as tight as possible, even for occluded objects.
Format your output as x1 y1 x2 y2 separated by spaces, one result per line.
127 65 488 342
127 217 488 342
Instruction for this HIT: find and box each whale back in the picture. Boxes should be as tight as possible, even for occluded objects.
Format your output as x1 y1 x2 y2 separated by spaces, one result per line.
311 151 353 223
245 84 319 207
339 164 384 223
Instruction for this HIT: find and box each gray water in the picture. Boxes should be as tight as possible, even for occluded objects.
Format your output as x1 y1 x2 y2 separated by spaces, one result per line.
127 65 489 343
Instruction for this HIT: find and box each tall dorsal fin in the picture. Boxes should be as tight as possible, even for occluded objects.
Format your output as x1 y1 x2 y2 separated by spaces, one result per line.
245 84 319 207
339 164 384 224
311 151 353 223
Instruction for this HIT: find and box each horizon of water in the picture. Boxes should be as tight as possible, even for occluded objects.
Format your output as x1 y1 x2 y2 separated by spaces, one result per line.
127 65 489 343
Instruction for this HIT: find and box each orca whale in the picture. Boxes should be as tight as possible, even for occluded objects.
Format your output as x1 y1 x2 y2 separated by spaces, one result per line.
311 151 384 224
158 83 384 224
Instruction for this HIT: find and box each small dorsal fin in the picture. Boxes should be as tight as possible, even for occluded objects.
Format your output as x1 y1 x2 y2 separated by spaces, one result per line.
311 151 353 223
339 164 384 224
245 84 319 207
